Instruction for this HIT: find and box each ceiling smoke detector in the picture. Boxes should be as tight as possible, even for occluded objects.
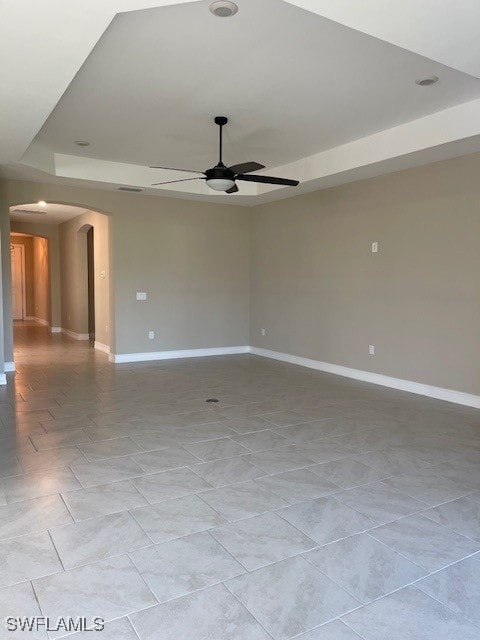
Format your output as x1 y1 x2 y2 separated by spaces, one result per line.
209 1 238 18
415 75 439 86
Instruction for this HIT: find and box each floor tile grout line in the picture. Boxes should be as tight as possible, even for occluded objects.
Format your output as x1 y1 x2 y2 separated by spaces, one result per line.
203 528 254 573
340 617 369 640
30 579 46 618
301 544 436 612
193 490 231 523
367 523 480 573
57 492 76 524
330 477 473 514
127 508 159 545
409 582 480 631
327 487 430 523
413 509 480 543
273 501 378 545
46 530 66 572
221 581 276 639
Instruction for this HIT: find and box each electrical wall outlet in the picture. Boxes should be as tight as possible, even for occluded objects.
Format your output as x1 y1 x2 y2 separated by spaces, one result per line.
371 242 378 253
136 292 147 301
148 331 155 340
261 328 267 336
369 345 375 355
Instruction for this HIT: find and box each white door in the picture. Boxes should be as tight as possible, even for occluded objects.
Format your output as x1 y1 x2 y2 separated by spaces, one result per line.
11 244 25 320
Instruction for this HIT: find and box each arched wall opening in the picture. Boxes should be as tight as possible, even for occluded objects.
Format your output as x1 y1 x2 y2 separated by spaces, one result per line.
0 179 250 380
6 202 113 366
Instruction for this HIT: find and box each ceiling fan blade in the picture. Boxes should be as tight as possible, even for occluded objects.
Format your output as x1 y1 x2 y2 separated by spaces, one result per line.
236 174 299 187
226 184 239 194
152 177 204 186
150 166 204 174
228 162 265 175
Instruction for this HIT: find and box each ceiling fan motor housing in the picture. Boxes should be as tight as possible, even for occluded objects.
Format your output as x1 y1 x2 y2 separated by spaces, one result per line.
205 165 235 181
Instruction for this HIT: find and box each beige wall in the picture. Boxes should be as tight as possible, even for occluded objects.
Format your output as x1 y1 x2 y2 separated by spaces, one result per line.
251 152 480 396
32 236 50 325
60 210 110 347
2 151 480 397
10 222 61 329
0 180 250 361
10 234 34 317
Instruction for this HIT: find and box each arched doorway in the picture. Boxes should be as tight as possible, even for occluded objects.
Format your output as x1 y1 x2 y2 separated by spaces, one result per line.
7 202 112 365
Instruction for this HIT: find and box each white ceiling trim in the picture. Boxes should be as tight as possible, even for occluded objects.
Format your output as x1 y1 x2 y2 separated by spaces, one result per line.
268 98 480 188
19 98 480 205
52 154 259 197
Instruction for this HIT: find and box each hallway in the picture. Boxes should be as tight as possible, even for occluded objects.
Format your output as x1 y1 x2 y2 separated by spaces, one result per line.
1 324 480 639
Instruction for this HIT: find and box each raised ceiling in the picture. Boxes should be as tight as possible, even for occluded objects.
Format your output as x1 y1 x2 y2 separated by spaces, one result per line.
2 0 480 205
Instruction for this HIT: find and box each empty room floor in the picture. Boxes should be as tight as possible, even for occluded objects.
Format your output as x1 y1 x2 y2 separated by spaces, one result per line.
1 323 480 639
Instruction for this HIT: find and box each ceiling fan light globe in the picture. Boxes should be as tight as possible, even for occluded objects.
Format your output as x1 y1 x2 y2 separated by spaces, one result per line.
206 178 235 191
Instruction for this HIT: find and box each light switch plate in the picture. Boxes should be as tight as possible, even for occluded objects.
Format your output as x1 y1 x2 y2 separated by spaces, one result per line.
136 292 147 301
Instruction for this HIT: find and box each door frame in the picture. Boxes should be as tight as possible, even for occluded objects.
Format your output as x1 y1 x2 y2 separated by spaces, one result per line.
11 243 26 320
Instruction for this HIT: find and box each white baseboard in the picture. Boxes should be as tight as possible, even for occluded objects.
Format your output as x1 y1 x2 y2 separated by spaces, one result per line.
94 341 110 354
249 346 480 409
4 362 15 372
61 329 90 341
50 327 62 334
109 346 250 364
0 373 6 386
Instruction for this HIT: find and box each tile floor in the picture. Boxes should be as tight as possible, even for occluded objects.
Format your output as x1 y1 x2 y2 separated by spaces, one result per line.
0 321 480 639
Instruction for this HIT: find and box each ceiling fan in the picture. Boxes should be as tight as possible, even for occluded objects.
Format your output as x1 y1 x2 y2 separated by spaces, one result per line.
151 116 300 194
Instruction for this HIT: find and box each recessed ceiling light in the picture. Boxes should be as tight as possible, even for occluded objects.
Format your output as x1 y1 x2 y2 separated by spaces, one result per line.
37 200 47 207
415 75 439 86
209 1 238 18
74 140 90 146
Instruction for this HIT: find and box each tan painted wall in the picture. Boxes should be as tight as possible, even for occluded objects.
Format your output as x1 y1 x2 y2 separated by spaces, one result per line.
250 152 480 396
32 236 50 325
0 180 250 362
60 210 110 347
10 234 34 317
2 151 480 397
10 222 61 329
